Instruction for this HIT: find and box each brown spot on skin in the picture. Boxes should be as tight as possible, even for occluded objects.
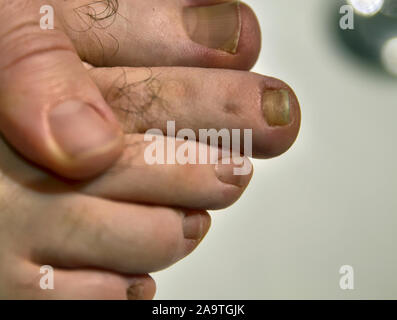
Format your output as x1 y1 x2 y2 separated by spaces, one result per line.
223 103 240 115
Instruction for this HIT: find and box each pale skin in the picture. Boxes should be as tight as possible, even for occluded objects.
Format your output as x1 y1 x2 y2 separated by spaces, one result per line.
0 0 301 299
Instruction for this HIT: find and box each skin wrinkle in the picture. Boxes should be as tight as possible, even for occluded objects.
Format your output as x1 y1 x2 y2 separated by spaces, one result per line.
2 0 34 13
104 140 148 176
0 139 24 213
29 201 92 267
0 179 13 214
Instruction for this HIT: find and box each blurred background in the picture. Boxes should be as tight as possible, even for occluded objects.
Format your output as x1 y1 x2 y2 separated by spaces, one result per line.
153 0 397 299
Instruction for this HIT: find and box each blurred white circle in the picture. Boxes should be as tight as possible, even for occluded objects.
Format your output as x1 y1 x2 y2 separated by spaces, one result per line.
381 37 397 76
348 0 384 16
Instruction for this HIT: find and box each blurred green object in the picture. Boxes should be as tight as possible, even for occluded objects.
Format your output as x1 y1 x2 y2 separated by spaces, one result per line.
336 0 397 76
382 0 397 17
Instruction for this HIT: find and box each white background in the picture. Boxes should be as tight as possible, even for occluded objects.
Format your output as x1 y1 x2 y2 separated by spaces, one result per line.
153 0 397 299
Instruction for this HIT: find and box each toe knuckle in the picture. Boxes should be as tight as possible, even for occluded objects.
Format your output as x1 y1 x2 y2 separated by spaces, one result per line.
0 20 74 71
